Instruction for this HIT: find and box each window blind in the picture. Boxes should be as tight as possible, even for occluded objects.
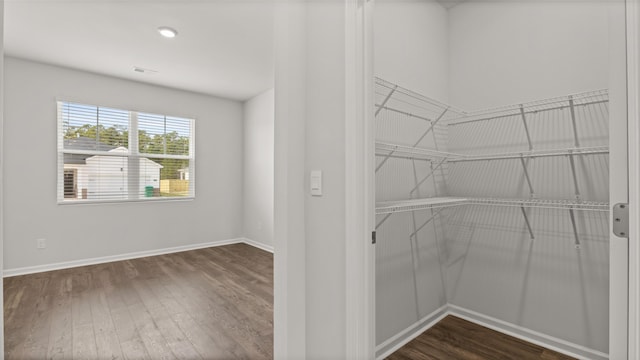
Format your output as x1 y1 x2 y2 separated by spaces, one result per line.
57 101 195 203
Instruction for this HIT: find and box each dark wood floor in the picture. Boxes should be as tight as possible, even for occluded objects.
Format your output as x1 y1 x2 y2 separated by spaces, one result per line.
387 315 575 360
4 243 273 360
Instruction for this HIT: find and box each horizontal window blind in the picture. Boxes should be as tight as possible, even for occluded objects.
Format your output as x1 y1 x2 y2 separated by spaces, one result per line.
57 101 195 203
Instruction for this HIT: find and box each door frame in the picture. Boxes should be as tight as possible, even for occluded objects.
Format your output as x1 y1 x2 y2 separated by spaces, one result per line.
345 0 375 359
348 0 639 358
625 0 639 358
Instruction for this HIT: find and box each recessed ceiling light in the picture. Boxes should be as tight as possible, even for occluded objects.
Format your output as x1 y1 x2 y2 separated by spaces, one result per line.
158 26 178 38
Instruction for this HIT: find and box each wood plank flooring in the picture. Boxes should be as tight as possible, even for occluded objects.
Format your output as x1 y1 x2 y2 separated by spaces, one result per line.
387 315 576 360
4 243 273 360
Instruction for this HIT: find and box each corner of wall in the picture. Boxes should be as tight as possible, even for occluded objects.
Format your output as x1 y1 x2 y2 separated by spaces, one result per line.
241 88 275 249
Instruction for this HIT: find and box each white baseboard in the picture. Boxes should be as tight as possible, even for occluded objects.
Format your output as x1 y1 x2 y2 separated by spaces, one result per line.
448 305 608 360
3 237 273 277
375 304 449 360
242 237 274 253
375 304 608 360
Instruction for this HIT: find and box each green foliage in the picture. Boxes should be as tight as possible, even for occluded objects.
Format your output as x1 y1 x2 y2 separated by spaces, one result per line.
138 130 190 179
138 130 189 156
64 124 129 147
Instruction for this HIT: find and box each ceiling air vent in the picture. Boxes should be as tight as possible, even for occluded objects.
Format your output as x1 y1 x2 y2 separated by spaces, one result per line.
133 67 158 74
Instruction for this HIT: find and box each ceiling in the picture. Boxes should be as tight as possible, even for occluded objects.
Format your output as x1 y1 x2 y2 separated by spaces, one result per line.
4 0 275 101
436 0 466 9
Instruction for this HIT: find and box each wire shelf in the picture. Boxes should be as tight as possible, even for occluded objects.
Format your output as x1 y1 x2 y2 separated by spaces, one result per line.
374 77 465 124
446 89 609 126
376 142 609 163
374 77 610 247
375 77 465 116
375 196 609 215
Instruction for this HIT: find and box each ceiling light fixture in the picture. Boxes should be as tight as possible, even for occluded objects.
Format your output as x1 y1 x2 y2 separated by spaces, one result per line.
157 26 178 38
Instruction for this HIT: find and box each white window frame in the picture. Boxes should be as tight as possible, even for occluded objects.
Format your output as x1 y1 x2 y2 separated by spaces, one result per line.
57 101 196 204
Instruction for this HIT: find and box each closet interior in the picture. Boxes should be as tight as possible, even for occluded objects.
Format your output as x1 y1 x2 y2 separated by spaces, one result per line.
373 2 619 359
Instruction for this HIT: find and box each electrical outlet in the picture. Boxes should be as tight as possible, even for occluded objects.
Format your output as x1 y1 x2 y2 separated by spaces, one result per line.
258 222 263 230
37 238 46 249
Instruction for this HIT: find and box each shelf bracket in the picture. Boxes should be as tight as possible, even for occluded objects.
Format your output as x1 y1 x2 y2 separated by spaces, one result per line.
569 208 580 249
519 156 535 197
411 107 449 148
409 158 447 195
375 85 398 117
375 212 393 230
374 107 448 174
568 151 581 199
520 206 535 239
519 105 534 151
375 145 400 173
568 96 580 147
430 162 439 197
409 209 443 239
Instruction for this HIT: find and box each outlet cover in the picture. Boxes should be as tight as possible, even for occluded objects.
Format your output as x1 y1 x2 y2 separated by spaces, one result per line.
37 238 46 249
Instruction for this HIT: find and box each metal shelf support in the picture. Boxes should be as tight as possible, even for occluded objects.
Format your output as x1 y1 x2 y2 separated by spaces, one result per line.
409 209 443 239
409 158 447 196
519 156 535 197
375 145 398 173
376 213 393 230
411 107 449 148
375 84 397 117
569 96 581 147
519 105 534 151
520 206 535 239
375 107 449 174
569 209 581 248
568 151 581 199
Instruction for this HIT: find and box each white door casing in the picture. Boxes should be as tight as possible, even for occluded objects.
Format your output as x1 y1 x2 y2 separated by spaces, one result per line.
624 0 640 358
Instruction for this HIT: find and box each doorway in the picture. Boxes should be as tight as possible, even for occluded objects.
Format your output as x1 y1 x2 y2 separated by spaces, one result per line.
371 1 630 359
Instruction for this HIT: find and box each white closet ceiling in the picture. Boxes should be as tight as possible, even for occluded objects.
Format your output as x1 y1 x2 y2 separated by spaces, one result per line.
4 1 275 101
436 0 466 9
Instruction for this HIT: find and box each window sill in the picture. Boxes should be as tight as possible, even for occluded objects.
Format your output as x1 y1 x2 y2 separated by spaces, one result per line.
57 196 195 206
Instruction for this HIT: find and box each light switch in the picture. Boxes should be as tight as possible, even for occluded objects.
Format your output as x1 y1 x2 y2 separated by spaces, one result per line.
310 170 322 196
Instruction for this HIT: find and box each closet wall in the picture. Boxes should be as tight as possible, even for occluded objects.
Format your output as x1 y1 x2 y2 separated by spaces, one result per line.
445 2 613 354
375 0 619 356
374 0 450 345
448 2 611 109
374 0 448 100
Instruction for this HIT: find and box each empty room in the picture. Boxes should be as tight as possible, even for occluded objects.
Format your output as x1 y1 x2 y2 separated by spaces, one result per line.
2 1 276 359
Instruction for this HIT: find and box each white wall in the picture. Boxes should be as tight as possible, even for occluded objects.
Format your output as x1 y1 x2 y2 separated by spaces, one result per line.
274 1 359 358
273 2 307 357
374 0 449 101
304 3 348 357
3 57 244 271
374 0 450 347
243 88 274 248
448 1 611 110
444 1 619 354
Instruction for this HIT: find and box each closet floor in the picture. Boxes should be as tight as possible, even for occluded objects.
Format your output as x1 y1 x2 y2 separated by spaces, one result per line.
3 243 273 359
387 315 575 360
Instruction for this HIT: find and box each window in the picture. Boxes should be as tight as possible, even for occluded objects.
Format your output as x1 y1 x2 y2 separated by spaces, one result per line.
57 101 195 203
